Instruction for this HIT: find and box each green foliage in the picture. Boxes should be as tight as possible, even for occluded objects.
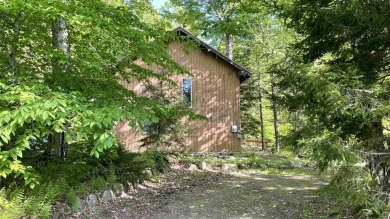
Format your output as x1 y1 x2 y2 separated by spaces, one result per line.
278 0 390 82
275 0 390 216
164 0 254 39
144 150 170 173
90 176 107 192
0 178 70 219
66 187 81 213
321 164 390 218
138 82 206 150
112 147 170 184
0 146 171 217
235 9 298 142
106 165 117 185
294 126 359 171
0 189 25 219
0 0 190 185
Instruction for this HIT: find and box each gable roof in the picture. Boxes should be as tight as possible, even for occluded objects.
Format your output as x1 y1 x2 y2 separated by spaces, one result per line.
173 27 252 83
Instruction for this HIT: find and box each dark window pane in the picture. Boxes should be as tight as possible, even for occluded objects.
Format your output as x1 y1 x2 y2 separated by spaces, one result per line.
143 120 158 135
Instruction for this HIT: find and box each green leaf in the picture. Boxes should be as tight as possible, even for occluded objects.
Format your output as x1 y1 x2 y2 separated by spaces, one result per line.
42 111 49 120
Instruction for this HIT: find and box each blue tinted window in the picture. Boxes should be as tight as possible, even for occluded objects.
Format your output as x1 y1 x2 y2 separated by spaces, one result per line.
182 78 192 107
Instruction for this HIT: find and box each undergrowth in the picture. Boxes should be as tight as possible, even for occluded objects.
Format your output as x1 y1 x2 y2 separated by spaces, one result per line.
0 145 169 218
319 164 390 218
176 150 308 170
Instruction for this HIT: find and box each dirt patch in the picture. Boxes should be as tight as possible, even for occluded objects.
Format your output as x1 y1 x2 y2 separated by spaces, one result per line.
73 168 352 219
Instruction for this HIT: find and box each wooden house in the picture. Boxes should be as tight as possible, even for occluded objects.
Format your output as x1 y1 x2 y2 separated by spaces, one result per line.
114 27 251 152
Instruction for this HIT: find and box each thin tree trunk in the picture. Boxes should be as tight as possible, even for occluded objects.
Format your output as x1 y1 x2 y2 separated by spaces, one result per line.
294 111 303 132
226 33 234 60
51 5 69 158
257 60 266 150
270 71 280 153
372 118 388 191
9 12 21 76
4 13 21 154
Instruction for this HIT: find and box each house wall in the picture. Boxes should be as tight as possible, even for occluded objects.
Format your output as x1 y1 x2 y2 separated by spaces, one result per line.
114 41 242 152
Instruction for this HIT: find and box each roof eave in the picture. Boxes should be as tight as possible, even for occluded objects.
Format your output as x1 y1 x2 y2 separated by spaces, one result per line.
173 27 252 83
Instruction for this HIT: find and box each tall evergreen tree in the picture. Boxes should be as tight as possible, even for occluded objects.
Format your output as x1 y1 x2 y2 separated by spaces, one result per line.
277 0 390 190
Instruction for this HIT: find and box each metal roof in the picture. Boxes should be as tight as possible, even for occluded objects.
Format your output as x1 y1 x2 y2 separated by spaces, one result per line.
173 27 252 83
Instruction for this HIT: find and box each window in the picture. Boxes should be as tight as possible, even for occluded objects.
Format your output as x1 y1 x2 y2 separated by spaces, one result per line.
182 78 192 107
143 120 158 135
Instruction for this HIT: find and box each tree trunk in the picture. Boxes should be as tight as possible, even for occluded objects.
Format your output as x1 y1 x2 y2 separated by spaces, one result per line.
52 19 69 59
270 72 280 153
257 60 266 150
226 33 234 60
51 5 69 158
9 12 21 76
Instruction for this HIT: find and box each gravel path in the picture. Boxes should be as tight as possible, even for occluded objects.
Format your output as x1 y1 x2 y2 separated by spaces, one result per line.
83 168 352 219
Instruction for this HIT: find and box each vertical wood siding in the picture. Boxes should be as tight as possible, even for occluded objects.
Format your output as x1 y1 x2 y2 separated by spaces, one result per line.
114 41 242 152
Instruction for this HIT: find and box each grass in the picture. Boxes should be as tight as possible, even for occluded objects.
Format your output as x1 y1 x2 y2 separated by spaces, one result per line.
173 149 314 172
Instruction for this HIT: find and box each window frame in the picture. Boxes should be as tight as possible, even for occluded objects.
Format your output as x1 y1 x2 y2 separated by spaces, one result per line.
182 78 193 108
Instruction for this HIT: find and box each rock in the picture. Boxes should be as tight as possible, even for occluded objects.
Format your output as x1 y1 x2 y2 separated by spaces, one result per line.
161 166 170 174
188 164 198 171
137 184 147 190
102 190 115 202
240 164 248 169
112 183 124 197
151 168 159 176
73 197 84 212
123 182 134 192
304 162 316 168
198 162 207 170
166 156 178 164
259 164 267 169
132 181 138 189
86 194 98 208
290 161 302 168
250 163 258 169
221 163 238 171
144 169 153 178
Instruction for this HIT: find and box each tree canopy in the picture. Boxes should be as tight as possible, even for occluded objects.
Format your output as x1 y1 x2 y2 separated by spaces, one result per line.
0 0 188 186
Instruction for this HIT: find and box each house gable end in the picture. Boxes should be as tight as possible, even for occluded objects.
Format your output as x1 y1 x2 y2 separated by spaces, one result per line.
173 27 252 83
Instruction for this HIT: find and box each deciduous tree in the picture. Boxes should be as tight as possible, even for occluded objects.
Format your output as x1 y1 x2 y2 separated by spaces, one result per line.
0 0 187 186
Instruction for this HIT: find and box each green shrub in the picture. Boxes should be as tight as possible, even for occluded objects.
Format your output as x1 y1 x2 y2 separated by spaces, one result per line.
106 165 117 185
90 176 107 192
113 148 153 184
38 162 95 187
144 150 170 173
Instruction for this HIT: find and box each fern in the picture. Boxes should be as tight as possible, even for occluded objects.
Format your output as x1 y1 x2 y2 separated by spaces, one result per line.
66 187 81 212
0 189 25 219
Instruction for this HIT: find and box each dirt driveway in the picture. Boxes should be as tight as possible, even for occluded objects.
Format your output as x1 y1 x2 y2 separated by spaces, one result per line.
85 168 352 219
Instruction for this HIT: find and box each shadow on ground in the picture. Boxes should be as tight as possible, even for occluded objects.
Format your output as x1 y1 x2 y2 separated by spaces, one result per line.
84 167 352 219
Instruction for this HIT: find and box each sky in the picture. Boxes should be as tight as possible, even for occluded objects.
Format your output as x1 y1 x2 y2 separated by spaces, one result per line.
152 0 168 9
